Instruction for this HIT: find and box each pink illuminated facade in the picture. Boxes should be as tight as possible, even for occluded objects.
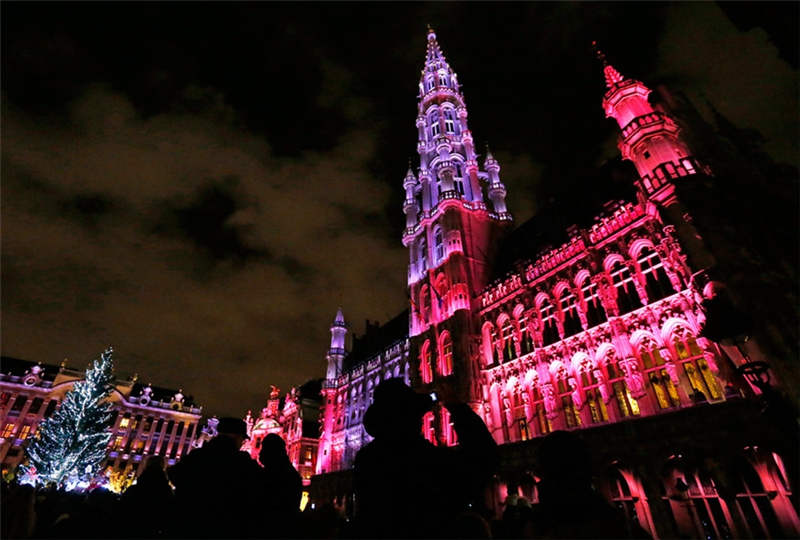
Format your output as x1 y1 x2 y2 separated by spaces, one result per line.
244 381 321 486
311 30 799 539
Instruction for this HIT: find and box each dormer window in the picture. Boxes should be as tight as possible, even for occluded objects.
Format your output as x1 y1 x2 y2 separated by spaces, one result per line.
444 109 455 134
426 77 434 91
438 72 448 87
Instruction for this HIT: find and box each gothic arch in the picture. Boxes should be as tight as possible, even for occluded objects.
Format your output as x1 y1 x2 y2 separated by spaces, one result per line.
534 292 551 309
481 321 496 366
512 303 526 319
570 352 594 373
628 238 657 260
553 280 572 300
629 329 662 352
574 268 591 287
661 317 699 344
603 252 627 273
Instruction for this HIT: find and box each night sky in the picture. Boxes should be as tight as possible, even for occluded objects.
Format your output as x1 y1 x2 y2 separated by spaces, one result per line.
2 2 797 418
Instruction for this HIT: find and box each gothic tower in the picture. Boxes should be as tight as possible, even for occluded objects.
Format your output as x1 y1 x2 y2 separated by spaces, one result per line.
403 28 513 423
318 307 346 474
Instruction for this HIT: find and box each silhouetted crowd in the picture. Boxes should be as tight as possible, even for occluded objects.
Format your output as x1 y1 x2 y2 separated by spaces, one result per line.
2 379 650 539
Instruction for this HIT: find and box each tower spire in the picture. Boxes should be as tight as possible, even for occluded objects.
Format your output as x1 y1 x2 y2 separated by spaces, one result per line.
326 307 347 380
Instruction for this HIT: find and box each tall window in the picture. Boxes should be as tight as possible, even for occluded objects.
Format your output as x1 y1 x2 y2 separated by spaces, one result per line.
605 468 644 529
580 277 607 328
444 109 455 133
530 383 552 436
422 411 436 445
559 289 582 338
426 77 433 91
540 299 560 346
420 341 433 384
512 389 530 441
639 339 680 410
517 312 534 355
419 238 427 272
637 247 674 302
438 72 449 88
732 458 789 539
605 350 640 418
672 328 723 401
434 228 444 263
670 468 735 540
579 360 609 424
430 110 440 137
442 407 458 446
609 260 643 315
500 317 515 362
453 162 465 194
439 334 453 376
556 367 581 429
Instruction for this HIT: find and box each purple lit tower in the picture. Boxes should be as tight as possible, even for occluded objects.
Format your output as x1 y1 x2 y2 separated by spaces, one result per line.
404 28 514 446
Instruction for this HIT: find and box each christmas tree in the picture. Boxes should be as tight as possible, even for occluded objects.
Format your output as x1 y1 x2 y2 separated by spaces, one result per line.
22 348 116 487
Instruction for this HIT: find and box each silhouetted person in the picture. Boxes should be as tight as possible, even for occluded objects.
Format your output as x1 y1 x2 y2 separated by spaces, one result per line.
257 433 303 539
119 455 173 538
352 378 500 539
525 431 651 539
1 483 36 539
169 417 262 539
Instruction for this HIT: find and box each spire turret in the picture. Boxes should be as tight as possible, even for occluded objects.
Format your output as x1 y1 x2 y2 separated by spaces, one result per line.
326 307 347 380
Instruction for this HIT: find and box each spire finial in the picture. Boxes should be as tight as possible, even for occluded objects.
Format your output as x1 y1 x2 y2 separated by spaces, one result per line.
427 24 434 34
591 41 608 67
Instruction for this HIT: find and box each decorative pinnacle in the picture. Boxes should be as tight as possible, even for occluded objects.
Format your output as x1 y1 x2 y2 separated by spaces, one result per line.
592 41 624 88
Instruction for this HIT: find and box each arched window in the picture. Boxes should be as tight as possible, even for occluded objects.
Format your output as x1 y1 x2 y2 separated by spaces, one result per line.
499 316 515 362
419 285 431 324
420 341 433 384
579 359 609 424
638 338 680 410
434 228 444 263
555 366 581 429
425 77 434 92
663 463 735 540
529 381 552 436
604 349 640 418
559 288 582 338
609 260 642 315
637 247 674 302
517 311 534 356
540 299 559 346
442 407 458 446
438 72 449 88
511 386 530 442
453 161 465 194
422 411 436 445
731 455 792 539
580 277 607 328
603 468 645 530
429 109 440 137
419 238 428 272
438 333 453 376
671 327 722 401
444 108 455 133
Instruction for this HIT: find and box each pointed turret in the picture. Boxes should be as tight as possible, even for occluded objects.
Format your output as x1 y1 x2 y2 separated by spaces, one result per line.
485 145 508 214
326 307 347 380
596 43 704 202
403 163 420 229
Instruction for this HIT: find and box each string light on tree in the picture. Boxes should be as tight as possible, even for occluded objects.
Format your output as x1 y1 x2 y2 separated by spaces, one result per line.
20 348 116 488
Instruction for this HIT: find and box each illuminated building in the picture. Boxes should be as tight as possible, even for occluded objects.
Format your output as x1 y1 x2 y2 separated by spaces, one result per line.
0 357 203 482
244 380 322 487
310 28 799 538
